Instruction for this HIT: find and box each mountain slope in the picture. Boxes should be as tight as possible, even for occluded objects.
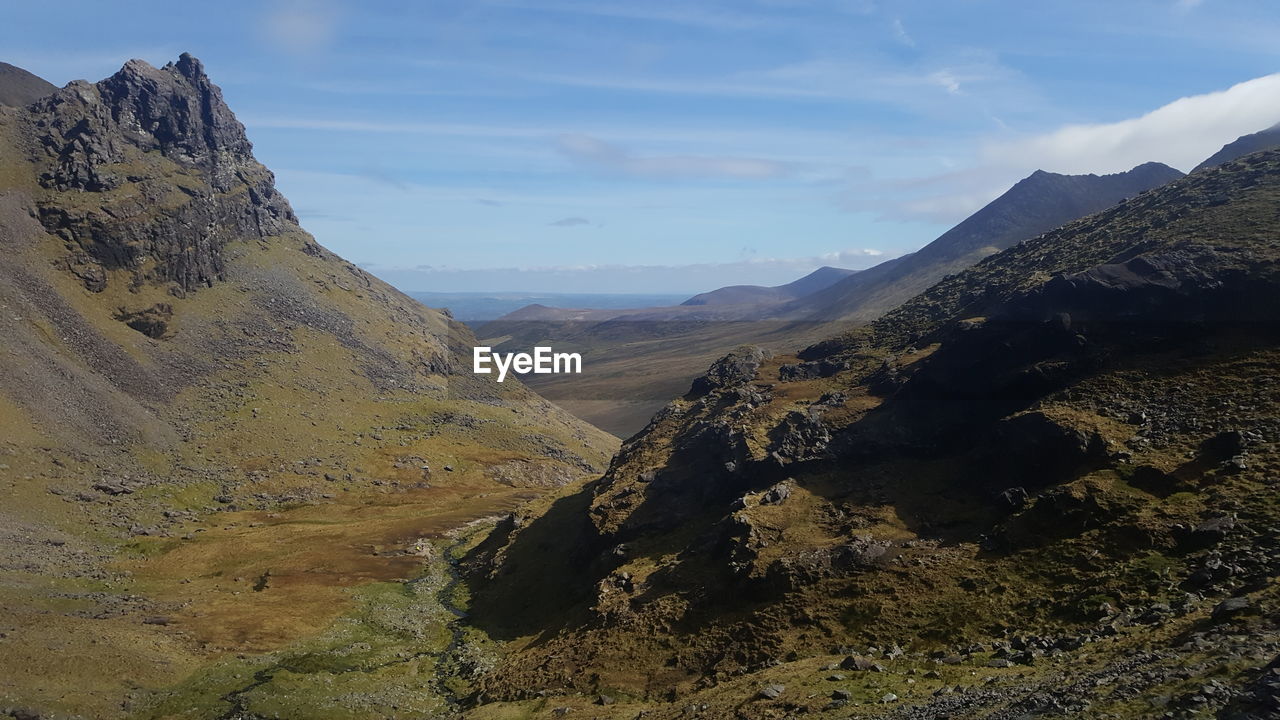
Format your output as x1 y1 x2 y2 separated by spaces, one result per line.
0 55 616 719
791 162 1185 323
0 61 56 106
681 265 856 306
1195 121 1280 172
460 149 1280 718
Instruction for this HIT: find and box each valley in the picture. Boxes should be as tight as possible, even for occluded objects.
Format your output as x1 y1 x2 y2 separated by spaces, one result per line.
1 30 1279 720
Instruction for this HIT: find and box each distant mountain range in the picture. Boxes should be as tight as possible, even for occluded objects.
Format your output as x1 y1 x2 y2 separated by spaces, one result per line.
681 265 856 306
408 291 690 325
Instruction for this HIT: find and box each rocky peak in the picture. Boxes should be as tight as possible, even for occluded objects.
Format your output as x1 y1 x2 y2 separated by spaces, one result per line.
38 53 255 192
27 54 297 293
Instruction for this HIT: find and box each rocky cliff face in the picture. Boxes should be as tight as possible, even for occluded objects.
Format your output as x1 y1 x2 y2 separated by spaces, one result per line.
28 54 295 292
463 150 1280 717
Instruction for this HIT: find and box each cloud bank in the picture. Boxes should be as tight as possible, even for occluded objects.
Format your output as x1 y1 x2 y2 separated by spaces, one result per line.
984 73 1280 175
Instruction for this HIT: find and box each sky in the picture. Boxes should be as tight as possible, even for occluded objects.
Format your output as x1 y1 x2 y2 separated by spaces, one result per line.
3 0 1280 294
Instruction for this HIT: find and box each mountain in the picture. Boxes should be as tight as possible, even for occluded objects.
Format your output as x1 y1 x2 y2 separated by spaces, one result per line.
481 164 1183 438
0 55 616 719
0 61 57 106
791 162 1185 323
681 265 856 306
1195 121 1280 172
460 148 1280 717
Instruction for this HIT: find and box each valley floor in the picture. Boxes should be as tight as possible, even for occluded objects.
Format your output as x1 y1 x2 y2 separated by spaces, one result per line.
0 483 535 719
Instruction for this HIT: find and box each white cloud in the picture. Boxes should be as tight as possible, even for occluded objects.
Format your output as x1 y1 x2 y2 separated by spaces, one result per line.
984 73 1280 174
556 134 792 179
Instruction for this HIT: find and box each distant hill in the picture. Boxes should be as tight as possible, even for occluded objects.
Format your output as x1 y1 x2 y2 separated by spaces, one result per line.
0 61 57 106
681 265 855 306
1194 121 1280 172
790 162 1185 322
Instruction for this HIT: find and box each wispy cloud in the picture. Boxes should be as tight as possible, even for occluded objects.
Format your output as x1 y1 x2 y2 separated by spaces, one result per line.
243 116 551 138
483 0 767 32
556 134 792 179
549 216 591 226
398 51 1026 110
482 0 876 33
892 18 916 47
261 0 341 55
930 70 962 95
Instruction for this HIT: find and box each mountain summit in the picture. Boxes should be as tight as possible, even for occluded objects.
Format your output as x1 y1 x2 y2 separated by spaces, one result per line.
33 53 296 291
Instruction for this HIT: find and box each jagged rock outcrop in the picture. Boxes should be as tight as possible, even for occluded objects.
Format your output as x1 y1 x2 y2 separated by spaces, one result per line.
688 345 772 396
26 53 295 292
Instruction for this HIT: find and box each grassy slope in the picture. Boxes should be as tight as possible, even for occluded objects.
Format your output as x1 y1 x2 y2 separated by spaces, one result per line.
0 69 617 719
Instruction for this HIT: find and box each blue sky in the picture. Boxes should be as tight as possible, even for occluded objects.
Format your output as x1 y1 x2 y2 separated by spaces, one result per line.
4 0 1280 293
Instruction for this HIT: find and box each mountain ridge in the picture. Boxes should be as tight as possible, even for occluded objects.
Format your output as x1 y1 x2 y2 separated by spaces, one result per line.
1194 121 1280 172
787 161 1186 322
